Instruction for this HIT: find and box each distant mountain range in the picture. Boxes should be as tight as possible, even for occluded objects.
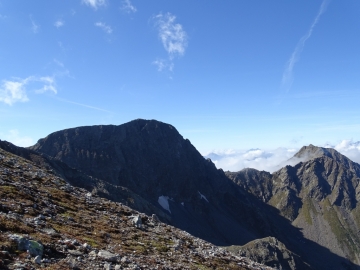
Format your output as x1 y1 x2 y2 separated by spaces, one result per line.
1 119 360 269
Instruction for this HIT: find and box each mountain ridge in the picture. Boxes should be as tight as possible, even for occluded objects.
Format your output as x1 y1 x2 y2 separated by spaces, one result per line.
1 120 359 269
227 144 360 267
28 120 280 246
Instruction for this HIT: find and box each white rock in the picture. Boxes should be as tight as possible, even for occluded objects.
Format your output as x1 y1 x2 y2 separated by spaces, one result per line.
83 242 91 249
33 255 41 264
97 250 118 262
132 215 142 229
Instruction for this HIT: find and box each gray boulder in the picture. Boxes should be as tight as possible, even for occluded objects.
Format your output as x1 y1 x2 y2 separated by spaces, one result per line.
97 250 118 262
9 235 43 257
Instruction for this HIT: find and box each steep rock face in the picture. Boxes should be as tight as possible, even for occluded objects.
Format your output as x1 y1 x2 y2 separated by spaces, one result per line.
28 119 280 246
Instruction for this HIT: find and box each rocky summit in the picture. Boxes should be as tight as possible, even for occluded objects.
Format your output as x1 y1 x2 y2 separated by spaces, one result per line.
27 119 282 248
1 119 360 269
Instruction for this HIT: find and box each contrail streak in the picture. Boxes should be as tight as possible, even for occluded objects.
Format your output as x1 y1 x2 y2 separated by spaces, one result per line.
56 97 112 113
282 0 330 92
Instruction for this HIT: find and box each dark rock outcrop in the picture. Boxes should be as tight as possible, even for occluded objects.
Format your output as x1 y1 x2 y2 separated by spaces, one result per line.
225 168 273 202
226 237 311 270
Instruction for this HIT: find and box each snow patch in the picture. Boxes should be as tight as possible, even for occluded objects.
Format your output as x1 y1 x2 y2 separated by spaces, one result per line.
158 196 171 213
198 191 209 203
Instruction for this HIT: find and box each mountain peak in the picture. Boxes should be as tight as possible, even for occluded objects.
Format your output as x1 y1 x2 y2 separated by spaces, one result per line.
294 144 330 160
291 144 356 167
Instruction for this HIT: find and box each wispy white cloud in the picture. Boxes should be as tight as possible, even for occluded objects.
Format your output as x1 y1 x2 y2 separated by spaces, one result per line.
153 12 188 72
30 15 39 33
53 59 65 68
35 77 57 94
0 79 29 105
154 12 188 59
282 0 330 92
54 19 64 28
51 59 72 79
0 76 57 106
121 0 137 13
95 21 113 34
1 130 34 147
82 0 106 9
152 59 174 72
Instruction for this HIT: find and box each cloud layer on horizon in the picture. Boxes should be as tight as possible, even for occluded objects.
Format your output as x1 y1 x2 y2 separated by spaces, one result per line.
204 148 298 173
1 130 33 147
329 140 360 164
204 140 360 173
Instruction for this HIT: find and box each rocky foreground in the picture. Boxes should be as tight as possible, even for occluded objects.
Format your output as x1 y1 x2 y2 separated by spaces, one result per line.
0 147 273 269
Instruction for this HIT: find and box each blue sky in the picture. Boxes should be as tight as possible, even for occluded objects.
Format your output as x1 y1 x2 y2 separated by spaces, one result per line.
1 0 360 170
